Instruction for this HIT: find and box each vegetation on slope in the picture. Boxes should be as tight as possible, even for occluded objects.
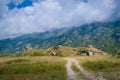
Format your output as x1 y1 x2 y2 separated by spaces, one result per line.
76 55 120 80
0 57 67 80
0 20 120 55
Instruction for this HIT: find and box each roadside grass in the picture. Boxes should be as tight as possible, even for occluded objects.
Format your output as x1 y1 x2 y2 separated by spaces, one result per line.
0 56 67 80
76 55 120 80
71 63 88 80
82 60 120 71
71 63 80 72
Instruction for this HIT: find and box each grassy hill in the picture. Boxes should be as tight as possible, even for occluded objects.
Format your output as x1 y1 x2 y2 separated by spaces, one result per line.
12 45 106 57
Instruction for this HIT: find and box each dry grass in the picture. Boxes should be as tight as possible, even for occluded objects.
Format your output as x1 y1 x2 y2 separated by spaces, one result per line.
75 54 120 80
0 54 120 80
46 46 78 56
0 56 67 80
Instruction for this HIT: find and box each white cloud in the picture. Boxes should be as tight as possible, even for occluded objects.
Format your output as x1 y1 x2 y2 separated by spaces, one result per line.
0 0 119 39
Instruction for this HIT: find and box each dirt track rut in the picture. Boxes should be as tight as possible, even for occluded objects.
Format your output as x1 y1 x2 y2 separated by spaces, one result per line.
65 58 106 80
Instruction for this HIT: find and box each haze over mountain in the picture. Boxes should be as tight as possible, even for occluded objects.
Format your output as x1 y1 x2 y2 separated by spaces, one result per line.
0 0 120 39
0 0 120 55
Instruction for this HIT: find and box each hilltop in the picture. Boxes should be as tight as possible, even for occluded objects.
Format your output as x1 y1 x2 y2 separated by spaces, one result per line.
21 45 106 57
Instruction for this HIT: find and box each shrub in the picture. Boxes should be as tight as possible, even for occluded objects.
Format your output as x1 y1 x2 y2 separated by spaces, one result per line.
116 55 120 58
55 51 63 57
15 53 23 57
76 52 81 56
111 54 120 58
29 51 50 56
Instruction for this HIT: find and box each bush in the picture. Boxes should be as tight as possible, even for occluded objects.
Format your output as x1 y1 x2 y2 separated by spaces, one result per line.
29 51 50 56
76 52 81 56
111 54 120 58
15 53 23 57
55 51 63 57
30 52 43 56
116 55 120 58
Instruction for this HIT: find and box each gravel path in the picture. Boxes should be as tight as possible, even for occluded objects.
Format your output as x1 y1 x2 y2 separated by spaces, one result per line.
65 58 78 80
65 58 106 80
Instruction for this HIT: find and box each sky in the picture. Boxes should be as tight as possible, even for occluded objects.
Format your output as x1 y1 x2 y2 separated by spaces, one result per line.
0 0 120 39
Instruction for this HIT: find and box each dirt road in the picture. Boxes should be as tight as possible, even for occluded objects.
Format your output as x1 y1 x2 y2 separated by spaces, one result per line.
65 58 106 80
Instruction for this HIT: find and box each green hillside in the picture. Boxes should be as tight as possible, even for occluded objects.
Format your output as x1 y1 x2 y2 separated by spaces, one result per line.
0 20 120 55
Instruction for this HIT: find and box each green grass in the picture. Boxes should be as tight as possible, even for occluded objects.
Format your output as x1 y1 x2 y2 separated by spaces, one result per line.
82 60 120 71
29 52 50 56
77 55 120 80
111 54 120 58
71 62 88 80
23 51 51 56
1 55 120 80
55 51 63 57
5 59 30 64
0 57 67 80
71 63 80 72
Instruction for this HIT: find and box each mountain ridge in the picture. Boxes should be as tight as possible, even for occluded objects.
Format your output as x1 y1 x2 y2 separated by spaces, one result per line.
0 20 120 55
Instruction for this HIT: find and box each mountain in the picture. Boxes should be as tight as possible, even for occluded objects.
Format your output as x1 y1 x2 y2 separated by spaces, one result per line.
0 20 120 55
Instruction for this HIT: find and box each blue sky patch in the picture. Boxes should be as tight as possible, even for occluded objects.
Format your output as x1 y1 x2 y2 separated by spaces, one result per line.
83 0 88 2
8 0 33 10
